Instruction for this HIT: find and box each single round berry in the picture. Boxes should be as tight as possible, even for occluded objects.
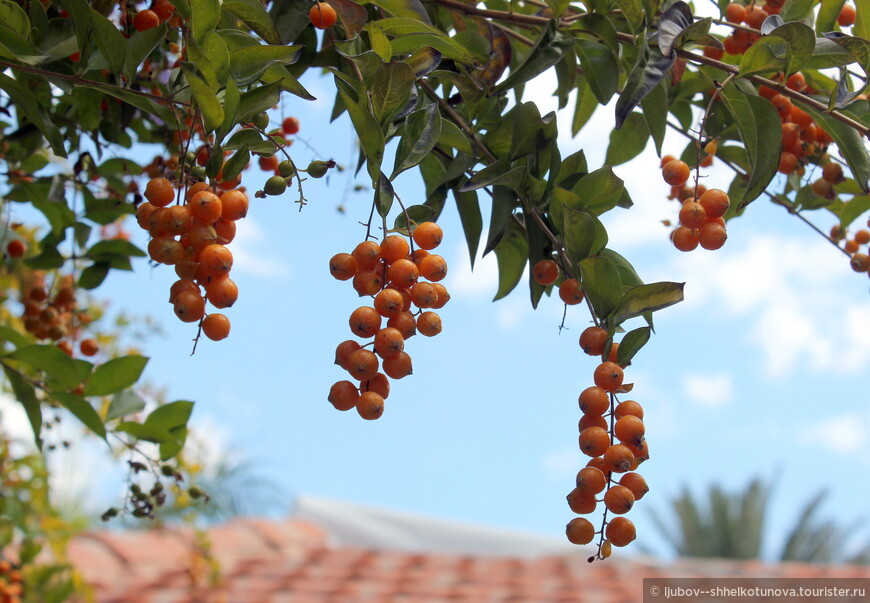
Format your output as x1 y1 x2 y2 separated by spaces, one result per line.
532 259 559 286
202 313 231 341
412 222 443 250
579 326 608 356
357 391 385 420
329 380 359 411
603 484 635 514
558 279 585 305
565 517 596 545
593 361 624 392
133 9 160 32
605 517 637 547
662 159 690 187
309 2 338 28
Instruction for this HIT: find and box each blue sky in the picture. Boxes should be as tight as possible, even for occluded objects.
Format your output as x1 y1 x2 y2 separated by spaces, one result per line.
3 44 870 562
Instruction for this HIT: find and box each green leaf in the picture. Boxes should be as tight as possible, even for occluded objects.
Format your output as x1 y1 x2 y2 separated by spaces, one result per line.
81 81 174 124
392 103 442 178
160 426 189 461
332 0 369 37
562 207 608 265
804 37 856 70
817 0 846 33
768 22 817 76
719 81 781 207
493 220 528 301
390 33 477 65
375 172 394 218
575 39 619 105
610 282 684 326
641 80 668 156
572 77 599 134
182 66 224 133
612 0 645 33
616 326 651 366
191 0 221 41
740 36 787 77
367 0 431 23
234 80 281 123
2 365 41 449
605 112 649 165
106 390 147 421
0 0 30 36
117 421 172 443
615 36 674 129
123 23 167 81
0 73 65 157
575 167 625 215
229 44 300 84
79 262 110 290
657 1 693 57
8 344 92 390
147 400 194 431
372 61 415 123
578 255 623 319
803 105 870 192
83 355 148 396
454 188 482 269
86 238 147 259
460 161 527 194
54 393 106 440
88 7 125 74
780 0 816 23
493 21 574 94
340 88 385 185
222 0 280 44
823 33 870 83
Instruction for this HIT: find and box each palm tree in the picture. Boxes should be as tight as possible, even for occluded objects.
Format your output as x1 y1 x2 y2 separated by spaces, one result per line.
648 477 870 564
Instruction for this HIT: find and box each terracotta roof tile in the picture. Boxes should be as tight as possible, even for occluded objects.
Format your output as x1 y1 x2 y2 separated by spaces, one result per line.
62 516 870 602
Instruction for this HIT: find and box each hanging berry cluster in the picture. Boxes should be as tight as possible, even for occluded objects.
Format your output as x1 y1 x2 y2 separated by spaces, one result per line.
135 177 247 342
328 222 449 420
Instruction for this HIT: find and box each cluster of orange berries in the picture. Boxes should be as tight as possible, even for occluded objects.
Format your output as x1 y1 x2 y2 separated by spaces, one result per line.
831 222 870 276
567 327 649 559
660 158 730 252
328 223 449 420
135 177 246 341
18 272 100 357
0 560 23 603
531 259 586 304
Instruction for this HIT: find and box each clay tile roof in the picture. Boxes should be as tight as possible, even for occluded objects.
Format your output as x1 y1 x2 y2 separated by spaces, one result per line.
64 503 870 603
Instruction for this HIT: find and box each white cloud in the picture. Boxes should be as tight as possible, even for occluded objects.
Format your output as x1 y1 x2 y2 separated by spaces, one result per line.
231 217 291 278
800 409 870 456
683 373 734 408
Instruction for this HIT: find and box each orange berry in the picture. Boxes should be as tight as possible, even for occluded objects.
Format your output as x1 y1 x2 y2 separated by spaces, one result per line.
614 415 645 447
603 484 635 514
357 391 385 420
703 45 724 60
412 222 443 250
417 311 442 337
353 270 385 297
614 400 644 420
309 1 337 28
698 189 730 219
844 239 860 254
174 290 205 323
215 218 236 244
605 517 637 547
575 466 607 495
202 313 231 341
259 155 279 172
360 373 390 399
725 2 746 23
662 159 690 187
679 199 707 229
335 340 362 370
854 229 870 245
387 312 416 339
851 253 870 273
660 155 676 168
579 413 608 431
811 178 834 199
838 4 856 26
417 254 447 282
593 361 624 392
578 386 610 415
558 278 585 305
205 276 238 308
822 162 844 183
144 177 175 207
374 327 404 358
346 348 379 381
380 235 411 263
329 253 358 281
786 72 806 91
579 326 608 356
578 426 610 457
185 182 210 201
745 6 768 28
770 94 792 117
188 190 223 223
532 259 559 285
79 338 99 356
618 472 649 501
349 306 382 338
133 9 160 31
387 258 419 288
282 117 300 135
382 351 412 379
185 222 218 251
329 380 359 411
198 244 233 279
778 151 798 174
699 221 728 250
5 239 26 258
219 190 249 221
409 282 438 308
565 517 596 545
136 202 156 230
566 488 597 514
603 444 635 473
672 226 700 252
